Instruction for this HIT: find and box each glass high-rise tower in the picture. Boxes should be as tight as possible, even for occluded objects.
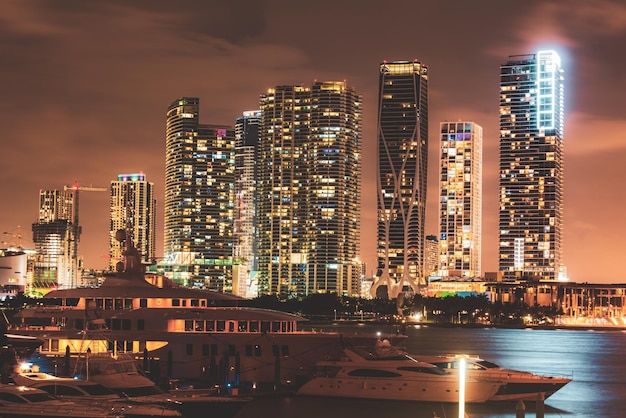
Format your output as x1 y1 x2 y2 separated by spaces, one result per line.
371 60 429 299
499 51 565 281
109 173 156 269
258 86 310 297
258 81 361 298
438 121 482 279
164 97 235 290
233 110 261 298
308 81 362 297
31 189 76 289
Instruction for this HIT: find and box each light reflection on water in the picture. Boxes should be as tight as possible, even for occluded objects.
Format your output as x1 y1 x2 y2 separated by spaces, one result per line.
234 324 626 418
401 326 626 417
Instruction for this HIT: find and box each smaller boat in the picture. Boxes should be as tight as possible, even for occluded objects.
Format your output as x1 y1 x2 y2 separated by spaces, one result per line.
72 353 251 418
297 347 501 403
0 383 121 418
11 371 181 417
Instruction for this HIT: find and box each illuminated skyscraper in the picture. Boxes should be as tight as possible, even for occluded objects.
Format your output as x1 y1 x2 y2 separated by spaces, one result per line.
258 81 361 297
499 51 565 281
308 81 362 297
233 110 260 298
438 121 482 279
371 60 429 299
164 97 235 291
31 189 76 289
258 86 309 297
109 173 156 269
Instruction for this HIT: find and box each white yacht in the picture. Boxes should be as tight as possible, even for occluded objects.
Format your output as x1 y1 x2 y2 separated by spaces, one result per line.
367 341 572 402
412 353 571 402
297 347 501 403
0 383 121 418
8 231 398 392
14 353 250 418
11 369 182 417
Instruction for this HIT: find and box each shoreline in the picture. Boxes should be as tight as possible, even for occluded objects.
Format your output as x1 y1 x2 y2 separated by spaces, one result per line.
303 319 626 332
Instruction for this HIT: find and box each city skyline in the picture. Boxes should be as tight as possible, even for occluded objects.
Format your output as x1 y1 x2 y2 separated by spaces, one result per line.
1 1 625 283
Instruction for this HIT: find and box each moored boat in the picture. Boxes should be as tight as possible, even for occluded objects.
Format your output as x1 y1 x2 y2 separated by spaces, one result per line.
13 353 250 418
67 351 249 418
411 353 571 402
366 340 572 402
297 347 501 403
11 232 401 393
11 369 181 417
0 383 121 418
7 231 401 392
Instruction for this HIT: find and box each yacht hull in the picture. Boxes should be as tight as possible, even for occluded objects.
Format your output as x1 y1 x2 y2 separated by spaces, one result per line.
298 376 500 403
489 380 571 402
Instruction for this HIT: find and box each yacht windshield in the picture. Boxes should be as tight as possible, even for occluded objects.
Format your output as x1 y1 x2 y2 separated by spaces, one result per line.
116 386 164 397
347 369 402 378
22 393 57 402
78 384 116 396
476 360 500 369
397 366 447 375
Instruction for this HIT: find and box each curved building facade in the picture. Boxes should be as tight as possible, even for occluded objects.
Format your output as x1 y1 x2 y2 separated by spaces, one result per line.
0 250 27 298
372 61 429 299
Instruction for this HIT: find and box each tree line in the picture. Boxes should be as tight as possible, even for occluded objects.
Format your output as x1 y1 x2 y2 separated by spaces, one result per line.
245 292 563 326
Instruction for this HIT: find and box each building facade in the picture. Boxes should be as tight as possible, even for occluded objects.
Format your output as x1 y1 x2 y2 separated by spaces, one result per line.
371 60 429 299
233 110 261 298
499 51 565 281
257 81 362 298
31 189 77 289
438 121 482 279
109 173 156 269
0 249 28 298
308 81 362 297
163 97 235 291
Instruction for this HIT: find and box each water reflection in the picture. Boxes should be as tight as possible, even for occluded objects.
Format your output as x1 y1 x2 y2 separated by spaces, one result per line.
234 325 626 418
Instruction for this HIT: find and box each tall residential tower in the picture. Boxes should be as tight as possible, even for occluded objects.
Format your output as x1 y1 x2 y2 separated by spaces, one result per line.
31 189 76 289
371 60 429 299
499 51 565 281
233 110 261 298
257 81 362 298
109 173 156 269
164 98 235 291
438 121 482 279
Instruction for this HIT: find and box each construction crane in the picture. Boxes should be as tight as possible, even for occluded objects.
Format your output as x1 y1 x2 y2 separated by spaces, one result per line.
63 181 108 285
63 180 108 239
64 181 108 193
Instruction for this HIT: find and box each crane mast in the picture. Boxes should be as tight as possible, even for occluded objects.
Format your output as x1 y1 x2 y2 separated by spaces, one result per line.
63 181 107 287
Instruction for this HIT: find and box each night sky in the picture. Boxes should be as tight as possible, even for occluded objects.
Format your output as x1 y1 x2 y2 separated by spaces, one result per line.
1 0 624 283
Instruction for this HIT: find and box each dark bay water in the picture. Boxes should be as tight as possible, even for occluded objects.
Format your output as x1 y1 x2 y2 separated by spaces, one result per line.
232 324 626 418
